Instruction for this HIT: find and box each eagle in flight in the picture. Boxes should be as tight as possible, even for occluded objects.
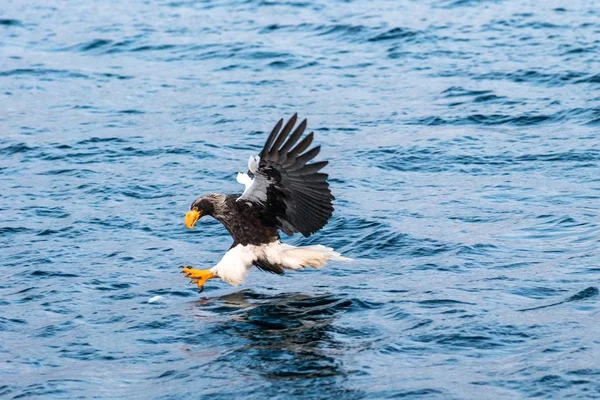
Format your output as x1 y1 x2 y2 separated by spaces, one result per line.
181 114 350 291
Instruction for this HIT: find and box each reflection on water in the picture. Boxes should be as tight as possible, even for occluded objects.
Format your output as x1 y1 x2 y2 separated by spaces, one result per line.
183 290 362 398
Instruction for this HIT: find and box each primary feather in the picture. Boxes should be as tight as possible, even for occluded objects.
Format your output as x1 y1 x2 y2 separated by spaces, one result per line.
238 113 334 237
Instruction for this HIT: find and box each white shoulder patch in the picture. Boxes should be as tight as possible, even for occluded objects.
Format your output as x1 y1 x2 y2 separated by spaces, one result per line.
248 155 260 173
236 172 254 198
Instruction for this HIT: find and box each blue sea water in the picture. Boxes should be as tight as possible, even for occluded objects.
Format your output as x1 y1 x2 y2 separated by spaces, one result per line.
1 0 599 398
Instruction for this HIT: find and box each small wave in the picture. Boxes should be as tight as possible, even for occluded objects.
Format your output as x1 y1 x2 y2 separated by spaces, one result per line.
324 216 459 259
76 137 127 145
418 299 476 307
316 23 367 38
36 227 74 237
119 109 145 115
437 0 501 7
37 168 97 176
565 287 599 302
69 39 136 54
0 226 32 235
367 27 418 42
131 44 178 52
474 69 595 87
33 206 71 219
442 86 493 98
30 270 79 278
0 143 36 155
414 332 501 349
414 108 600 126
78 38 113 52
121 184 171 199
518 287 599 311
0 68 89 79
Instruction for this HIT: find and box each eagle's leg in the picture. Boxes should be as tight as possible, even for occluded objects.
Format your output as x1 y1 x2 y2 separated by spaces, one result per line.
180 266 216 292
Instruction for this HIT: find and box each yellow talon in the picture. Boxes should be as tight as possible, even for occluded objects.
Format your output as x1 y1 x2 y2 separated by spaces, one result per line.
181 267 216 291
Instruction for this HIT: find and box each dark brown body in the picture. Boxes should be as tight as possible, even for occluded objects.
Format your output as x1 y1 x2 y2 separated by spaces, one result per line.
212 194 280 247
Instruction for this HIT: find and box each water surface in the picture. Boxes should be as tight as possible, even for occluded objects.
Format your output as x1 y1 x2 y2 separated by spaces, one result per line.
1 0 599 398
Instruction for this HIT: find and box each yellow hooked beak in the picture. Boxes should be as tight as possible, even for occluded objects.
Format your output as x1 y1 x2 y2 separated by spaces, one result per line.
185 208 201 229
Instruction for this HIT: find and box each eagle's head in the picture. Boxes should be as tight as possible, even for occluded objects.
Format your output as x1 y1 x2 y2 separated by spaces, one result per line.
184 193 224 229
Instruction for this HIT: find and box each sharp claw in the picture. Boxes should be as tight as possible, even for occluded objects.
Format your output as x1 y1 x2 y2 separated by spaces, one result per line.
198 286 204 293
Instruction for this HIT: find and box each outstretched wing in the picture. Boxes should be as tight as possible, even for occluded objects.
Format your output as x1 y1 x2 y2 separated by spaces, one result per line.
237 114 334 237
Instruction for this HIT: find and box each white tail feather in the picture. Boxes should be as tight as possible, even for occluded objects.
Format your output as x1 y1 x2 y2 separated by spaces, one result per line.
270 244 352 271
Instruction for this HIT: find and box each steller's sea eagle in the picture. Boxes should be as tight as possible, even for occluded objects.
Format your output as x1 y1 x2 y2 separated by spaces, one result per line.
181 114 350 291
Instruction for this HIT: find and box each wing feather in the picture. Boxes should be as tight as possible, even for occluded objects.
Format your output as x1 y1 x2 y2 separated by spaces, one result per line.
268 113 297 156
288 133 313 159
261 118 283 157
238 115 334 237
280 119 307 154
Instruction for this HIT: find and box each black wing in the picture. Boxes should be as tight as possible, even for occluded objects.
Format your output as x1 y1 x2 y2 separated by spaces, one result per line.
238 114 334 237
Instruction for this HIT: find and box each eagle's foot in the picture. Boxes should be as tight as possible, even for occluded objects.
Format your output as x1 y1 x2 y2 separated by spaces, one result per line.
180 266 216 292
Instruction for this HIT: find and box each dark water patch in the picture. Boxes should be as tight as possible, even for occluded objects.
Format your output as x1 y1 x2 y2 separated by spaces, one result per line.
36 227 74 237
360 145 600 176
0 68 89 79
416 113 558 126
76 137 127 145
565 287 599 302
0 18 23 26
0 143 36 155
0 227 33 236
511 286 565 300
37 168 97 177
442 86 493 98
323 216 455 259
9 384 67 399
472 94 507 103
474 69 596 87
413 332 501 349
90 281 134 291
131 44 178 52
77 38 113 52
0 316 27 330
96 39 137 54
129 314 181 331
575 73 600 84
418 299 476 307
31 270 79 278
515 149 600 163
370 388 445 399
561 46 598 56
99 72 133 80
437 0 502 7
568 369 600 377
121 185 171 199
368 27 418 42
519 287 598 311
268 59 297 69
119 109 145 115
34 320 75 338
315 24 368 39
